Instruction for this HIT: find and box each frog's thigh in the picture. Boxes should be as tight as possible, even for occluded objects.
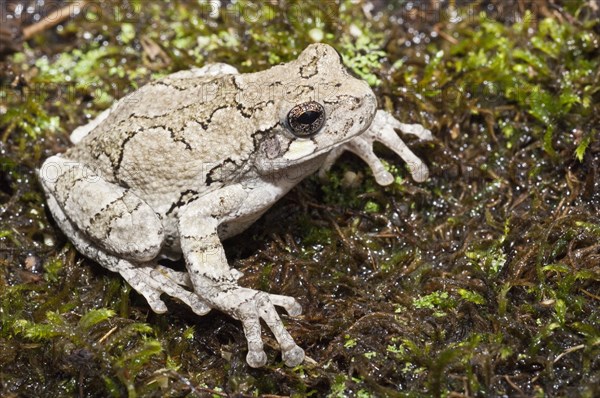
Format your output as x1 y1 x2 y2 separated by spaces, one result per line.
40 155 164 262
44 191 210 315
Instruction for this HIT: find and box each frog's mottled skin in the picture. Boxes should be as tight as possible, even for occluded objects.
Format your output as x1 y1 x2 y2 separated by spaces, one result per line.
39 44 432 367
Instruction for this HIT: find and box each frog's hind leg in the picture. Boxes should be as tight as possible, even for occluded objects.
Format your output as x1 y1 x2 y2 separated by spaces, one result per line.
43 188 210 316
39 155 164 262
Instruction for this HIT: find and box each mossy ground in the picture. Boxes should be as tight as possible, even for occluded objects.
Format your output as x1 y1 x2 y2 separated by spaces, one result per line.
1 0 599 396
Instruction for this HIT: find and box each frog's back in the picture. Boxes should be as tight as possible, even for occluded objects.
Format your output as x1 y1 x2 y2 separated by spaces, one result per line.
66 72 278 200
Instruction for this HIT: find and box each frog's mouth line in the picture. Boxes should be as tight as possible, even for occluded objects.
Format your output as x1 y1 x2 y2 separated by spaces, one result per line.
282 121 372 164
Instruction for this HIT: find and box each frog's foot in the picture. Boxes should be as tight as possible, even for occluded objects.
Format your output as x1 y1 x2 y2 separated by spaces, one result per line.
208 286 304 368
150 264 304 367
122 264 211 316
319 110 432 185
154 265 245 287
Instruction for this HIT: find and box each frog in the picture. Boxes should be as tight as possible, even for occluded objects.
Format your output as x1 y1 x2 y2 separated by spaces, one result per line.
38 43 432 368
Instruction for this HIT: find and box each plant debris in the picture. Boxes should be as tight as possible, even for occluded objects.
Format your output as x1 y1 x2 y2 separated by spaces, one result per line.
1 0 599 396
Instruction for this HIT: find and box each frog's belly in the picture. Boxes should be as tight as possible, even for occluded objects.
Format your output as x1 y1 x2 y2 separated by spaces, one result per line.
217 208 270 239
152 161 322 258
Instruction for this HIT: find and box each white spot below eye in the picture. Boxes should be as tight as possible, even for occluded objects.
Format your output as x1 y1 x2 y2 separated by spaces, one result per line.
283 140 316 160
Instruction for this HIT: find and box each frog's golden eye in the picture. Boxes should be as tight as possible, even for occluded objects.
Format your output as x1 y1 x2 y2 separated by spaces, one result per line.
287 101 325 137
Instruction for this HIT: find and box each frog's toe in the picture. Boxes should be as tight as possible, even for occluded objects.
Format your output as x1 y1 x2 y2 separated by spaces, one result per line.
120 263 212 315
155 265 192 287
118 267 166 312
398 123 433 141
409 161 429 183
345 136 395 186
268 293 303 316
143 291 168 313
254 292 304 367
240 310 268 368
246 349 268 368
286 300 303 317
370 121 429 184
145 266 211 315
282 345 305 367
230 269 244 281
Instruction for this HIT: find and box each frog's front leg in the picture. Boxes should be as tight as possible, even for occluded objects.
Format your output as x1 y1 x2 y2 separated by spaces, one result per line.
319 110 432 184
177 186 304 368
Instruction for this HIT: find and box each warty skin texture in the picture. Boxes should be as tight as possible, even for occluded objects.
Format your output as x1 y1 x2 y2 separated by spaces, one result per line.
39 43 432 367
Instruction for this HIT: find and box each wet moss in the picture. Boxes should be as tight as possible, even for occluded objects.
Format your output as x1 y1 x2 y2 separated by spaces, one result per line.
1 0 599 397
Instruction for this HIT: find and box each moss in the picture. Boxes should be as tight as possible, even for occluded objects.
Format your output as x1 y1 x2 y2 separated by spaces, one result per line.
1 0 599 397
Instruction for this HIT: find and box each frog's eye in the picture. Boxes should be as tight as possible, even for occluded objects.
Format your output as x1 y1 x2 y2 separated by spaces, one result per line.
287 101 325 138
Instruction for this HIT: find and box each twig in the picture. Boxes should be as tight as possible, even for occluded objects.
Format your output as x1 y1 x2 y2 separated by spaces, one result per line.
433 24 458 45
503 375 524 395
580 288 600 301
553 344 586 364
97 326 118 344
22 0 89 40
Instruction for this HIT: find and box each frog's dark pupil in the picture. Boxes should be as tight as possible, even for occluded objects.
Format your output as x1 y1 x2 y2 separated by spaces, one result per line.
287 101 326 137
298 111 320 125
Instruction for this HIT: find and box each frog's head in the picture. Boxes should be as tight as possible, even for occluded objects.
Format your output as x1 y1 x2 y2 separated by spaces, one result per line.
250 43 378 175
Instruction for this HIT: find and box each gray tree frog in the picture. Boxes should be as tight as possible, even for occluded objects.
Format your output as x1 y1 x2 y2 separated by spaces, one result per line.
39 44 432 368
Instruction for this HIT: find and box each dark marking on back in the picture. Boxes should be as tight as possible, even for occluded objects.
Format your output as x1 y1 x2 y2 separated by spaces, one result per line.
166 126 192 150
114 127 143 177
300 54 319 79
166 189 200 215
206 158 236 186
196 105 230 130
236 103 253 118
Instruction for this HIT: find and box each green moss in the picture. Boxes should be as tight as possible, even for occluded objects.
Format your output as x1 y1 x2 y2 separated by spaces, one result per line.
2 0 599 396
457 289 486 305
413 291 454 317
